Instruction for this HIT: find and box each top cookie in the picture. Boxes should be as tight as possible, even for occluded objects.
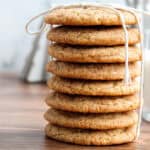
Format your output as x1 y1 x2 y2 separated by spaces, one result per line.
44 5 138 26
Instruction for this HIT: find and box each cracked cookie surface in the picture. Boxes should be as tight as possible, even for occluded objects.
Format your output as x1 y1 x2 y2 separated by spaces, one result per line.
47 26 140 46
48 44 142 63
44 108 138 130
45 5 137 26
45 92 140 113
47 76 139 96
45 124 136 145
46 61 140 80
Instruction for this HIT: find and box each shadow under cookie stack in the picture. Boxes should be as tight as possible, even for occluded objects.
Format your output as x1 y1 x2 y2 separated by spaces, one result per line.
44 5 142 146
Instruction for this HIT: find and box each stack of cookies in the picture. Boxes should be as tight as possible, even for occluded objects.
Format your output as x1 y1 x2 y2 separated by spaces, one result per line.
44 5 142 145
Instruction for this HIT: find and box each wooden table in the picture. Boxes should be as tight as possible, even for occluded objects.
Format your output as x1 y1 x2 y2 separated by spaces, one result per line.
0 73 149 150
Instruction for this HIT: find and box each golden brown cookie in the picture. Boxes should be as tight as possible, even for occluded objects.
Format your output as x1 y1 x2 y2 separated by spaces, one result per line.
47 76 139 96
44 108 138 130
45 124 136 145
48 44 142 63
46 61 140 80
47 26 140 46
45 92 140 113
44 5 137 26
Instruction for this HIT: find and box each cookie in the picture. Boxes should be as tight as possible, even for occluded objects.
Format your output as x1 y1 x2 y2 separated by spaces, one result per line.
44 5 137 26
46 61 140 80
48 44 142 63
44 108 137 130
47 26 140 46
47 76 139 96
45 124 136 145
45 92 140 113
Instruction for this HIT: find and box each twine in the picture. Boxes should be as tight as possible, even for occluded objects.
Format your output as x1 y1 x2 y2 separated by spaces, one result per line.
25 4 147 139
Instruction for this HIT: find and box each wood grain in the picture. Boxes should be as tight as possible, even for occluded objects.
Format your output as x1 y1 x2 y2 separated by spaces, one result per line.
0 73 149 150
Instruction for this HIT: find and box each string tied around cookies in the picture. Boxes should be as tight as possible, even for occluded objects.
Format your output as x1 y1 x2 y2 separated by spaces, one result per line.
25 4 147 139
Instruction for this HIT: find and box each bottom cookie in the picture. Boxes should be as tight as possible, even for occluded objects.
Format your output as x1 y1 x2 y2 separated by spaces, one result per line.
45 124 136 146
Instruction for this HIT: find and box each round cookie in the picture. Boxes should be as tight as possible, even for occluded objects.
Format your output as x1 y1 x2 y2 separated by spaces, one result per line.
46 61 140 80
47 26 140 46
44 5 138 26
48 44 142 63
45 124 136 145
47 76 139 96
45 92 140 113
44 108 138 130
